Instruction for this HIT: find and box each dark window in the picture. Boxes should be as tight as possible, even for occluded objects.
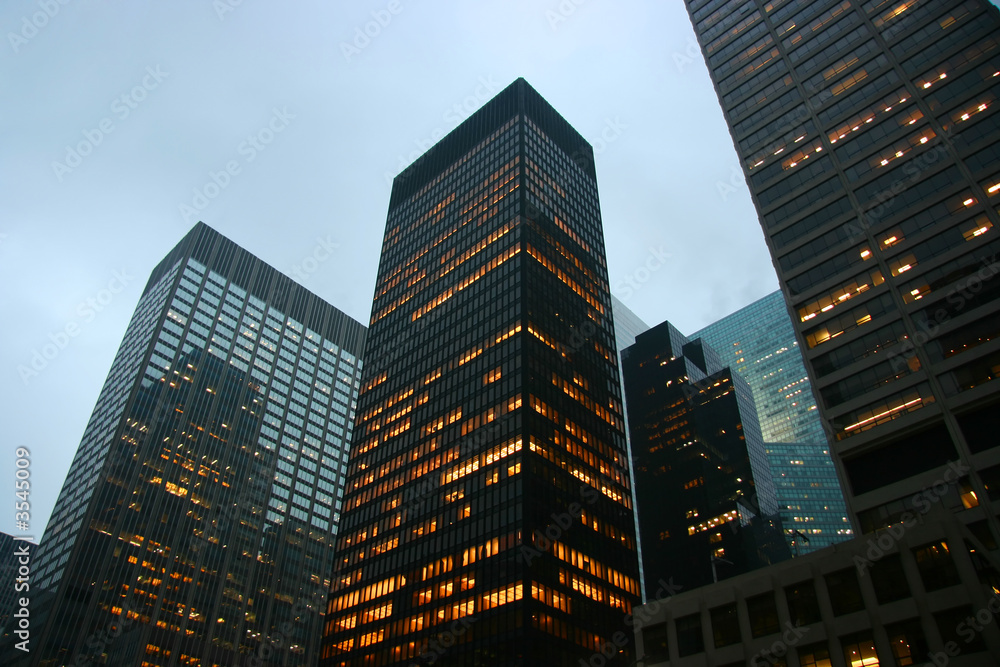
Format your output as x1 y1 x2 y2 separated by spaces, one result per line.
913 540 961 591
927 311 1000 364
710 602 741 647
843 424 958 495
958 401 1000 453
968 546 1000 591
785 580 822 626
642 622 669 662
870 553 911 604
935 606 989 653
938 348 1000 396
676 613 705 656
746 591 780 637
825 568 865 616
968 519 998 550
771 196 853 249
819 357 911 409
786 240 870 296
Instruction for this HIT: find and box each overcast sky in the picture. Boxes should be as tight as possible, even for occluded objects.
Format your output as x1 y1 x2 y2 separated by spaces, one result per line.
2 0 778 537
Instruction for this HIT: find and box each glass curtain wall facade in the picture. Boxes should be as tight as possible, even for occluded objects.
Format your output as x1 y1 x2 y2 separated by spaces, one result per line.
610 296 650 352
621 320 789 592
320 78 640 666
692 290 852 553
692 292 823 445
686 0 1000 543
9 223 365 667
610 296 651 596
0 533 35 639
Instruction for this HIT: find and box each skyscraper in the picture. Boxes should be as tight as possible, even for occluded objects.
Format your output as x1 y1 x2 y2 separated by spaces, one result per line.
686 0 1000 543
622 320 789 592
0 533 34 642
692 291 852 554
12 223 365 667
610 296 650 352
320 79 640 666
610 296 651 596
692 292 824 446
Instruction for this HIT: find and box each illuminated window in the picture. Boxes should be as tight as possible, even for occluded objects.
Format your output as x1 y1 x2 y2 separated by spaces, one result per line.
480 583 523 610
799 642 833 667
961 216 992 241
841 632 881 666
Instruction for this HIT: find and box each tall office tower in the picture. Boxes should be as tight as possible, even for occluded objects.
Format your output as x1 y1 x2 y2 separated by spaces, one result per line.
0 533 34 639
692 292 824 445
611 294 649 600
692 291 852 554
14 223 365 667
686 0 1000 542
320 79 640 666
610 296 650 352
609 296 651 596
621 320 789 592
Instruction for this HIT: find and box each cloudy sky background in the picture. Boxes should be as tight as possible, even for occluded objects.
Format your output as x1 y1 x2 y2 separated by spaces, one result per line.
2 0 777 536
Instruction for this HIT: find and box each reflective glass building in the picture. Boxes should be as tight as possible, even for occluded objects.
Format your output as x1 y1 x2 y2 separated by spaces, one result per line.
11 223 365 667
621 320 789 592
320 78 640 666
610 295 651 594
610 296 650 352
686 0 1000 545
692 290 852 553
692 292 823 445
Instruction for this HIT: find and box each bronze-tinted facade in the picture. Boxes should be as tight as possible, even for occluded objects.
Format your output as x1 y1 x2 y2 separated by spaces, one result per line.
320 79 640 666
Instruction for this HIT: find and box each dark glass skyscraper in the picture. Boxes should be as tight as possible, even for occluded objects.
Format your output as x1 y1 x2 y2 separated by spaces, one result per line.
11 223 365 667
0 533 34 642
686 0 1000 541
320 79 640 666
621 320 789 592
692 291 852 554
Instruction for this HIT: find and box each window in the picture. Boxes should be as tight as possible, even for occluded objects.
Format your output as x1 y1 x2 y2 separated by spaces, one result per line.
746 592 780 637
675 613 705 656
935 606 988 654
967 519 998 550
825 568 865 616
840 631 881 666
785 581 822 626
870 553 910 603
642 622 669 662
798 641 833 667
912 540 960 591
884 618 928 666
710 602 741 647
